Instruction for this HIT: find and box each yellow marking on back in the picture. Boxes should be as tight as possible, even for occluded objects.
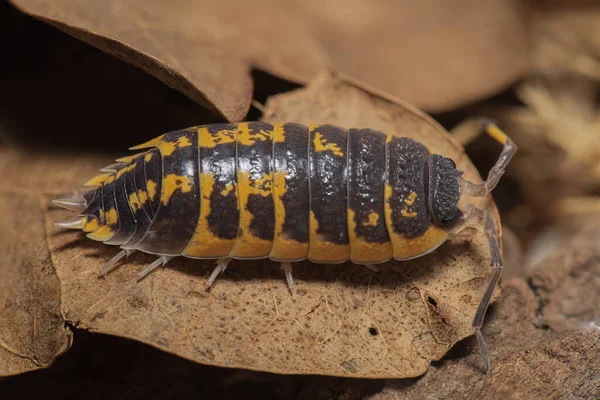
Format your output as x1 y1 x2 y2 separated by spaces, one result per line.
146 179 157 200
157 135 192 156
272 123 286 144
392 226 448 260
401 209 417 218
129 134 166 150
161 174 192 205
362 212 379 227
115 166 127 181
128 192 142 213
220 182 234 197
312 131 344 157
237 122 271 146
103 175 115 185
137 189 148 205
229 170 273 258
198 126 237 148
270 170 309 261
84 174 111 187
400 191 418 217
184 173 236 258
87 226 115 241
308 211 350 263
105 208 118 225
348 209 392 264
83 217 100 233
144 152 153 162
384 185 447 260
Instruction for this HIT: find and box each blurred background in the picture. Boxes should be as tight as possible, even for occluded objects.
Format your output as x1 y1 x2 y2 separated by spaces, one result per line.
1 0 599 398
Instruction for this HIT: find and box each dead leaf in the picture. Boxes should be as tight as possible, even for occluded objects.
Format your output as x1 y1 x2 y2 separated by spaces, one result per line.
364 218 600 400
299 0 531 113
10 0 531 121
0 192 72 376
7 73 495 379
296 217 600 399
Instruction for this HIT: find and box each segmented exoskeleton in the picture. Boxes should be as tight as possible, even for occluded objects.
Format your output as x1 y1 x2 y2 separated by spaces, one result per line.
55 121 516 373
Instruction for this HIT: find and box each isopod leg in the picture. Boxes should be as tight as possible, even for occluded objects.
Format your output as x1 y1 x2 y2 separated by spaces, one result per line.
459 121 517 197
205 257 232 290
137 255 174 281
460 204 503 374
363 264 380 272
99 249 136 277
280 262 294 293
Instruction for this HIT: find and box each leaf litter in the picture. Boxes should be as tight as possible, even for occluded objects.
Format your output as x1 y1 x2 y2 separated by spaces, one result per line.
11 0 530 121
1 73 498 379
2 0 600 396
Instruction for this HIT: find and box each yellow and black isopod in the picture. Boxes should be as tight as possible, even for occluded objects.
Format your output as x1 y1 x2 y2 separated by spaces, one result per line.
55 121 516 373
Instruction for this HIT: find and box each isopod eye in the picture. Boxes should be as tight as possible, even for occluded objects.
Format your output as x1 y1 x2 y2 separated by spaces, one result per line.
442 216 455 225
449 158 456 169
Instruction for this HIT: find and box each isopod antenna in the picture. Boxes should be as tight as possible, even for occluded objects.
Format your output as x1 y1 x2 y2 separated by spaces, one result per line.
455 121 517 373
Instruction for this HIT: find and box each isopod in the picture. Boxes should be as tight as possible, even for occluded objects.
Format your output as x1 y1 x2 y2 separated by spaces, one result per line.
55 121 516 373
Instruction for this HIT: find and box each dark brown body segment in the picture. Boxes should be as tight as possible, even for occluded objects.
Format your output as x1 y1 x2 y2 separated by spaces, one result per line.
143 149 162 216
105 167 137 245
230 122 275 258
204 124 239 241
386 137 430 238
308 124 350 263
81 187 103 232
86 178 119 242
347 129 393 264
271 123 310 261
133 153 155 220
384 137 448 260
135 130 200 255
183 123 239 258
121 158 152 249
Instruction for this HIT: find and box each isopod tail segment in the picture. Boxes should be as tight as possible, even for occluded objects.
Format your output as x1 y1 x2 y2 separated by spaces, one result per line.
451 120 517 374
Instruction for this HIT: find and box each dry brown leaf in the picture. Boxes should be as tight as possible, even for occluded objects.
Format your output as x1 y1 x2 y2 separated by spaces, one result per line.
5 73 498 379
300 0 531 113
0 191 72 376
365 220 600 400
11 0 531 121
296 217 600 399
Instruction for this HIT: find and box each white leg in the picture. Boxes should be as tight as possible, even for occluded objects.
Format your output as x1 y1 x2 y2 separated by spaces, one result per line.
363 264 380 272
205 257 232 290
99 249 135 277
280 262 294 293
137 255 173 281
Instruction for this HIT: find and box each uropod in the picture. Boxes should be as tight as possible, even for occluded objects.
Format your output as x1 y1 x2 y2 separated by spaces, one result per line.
55 121 516 373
